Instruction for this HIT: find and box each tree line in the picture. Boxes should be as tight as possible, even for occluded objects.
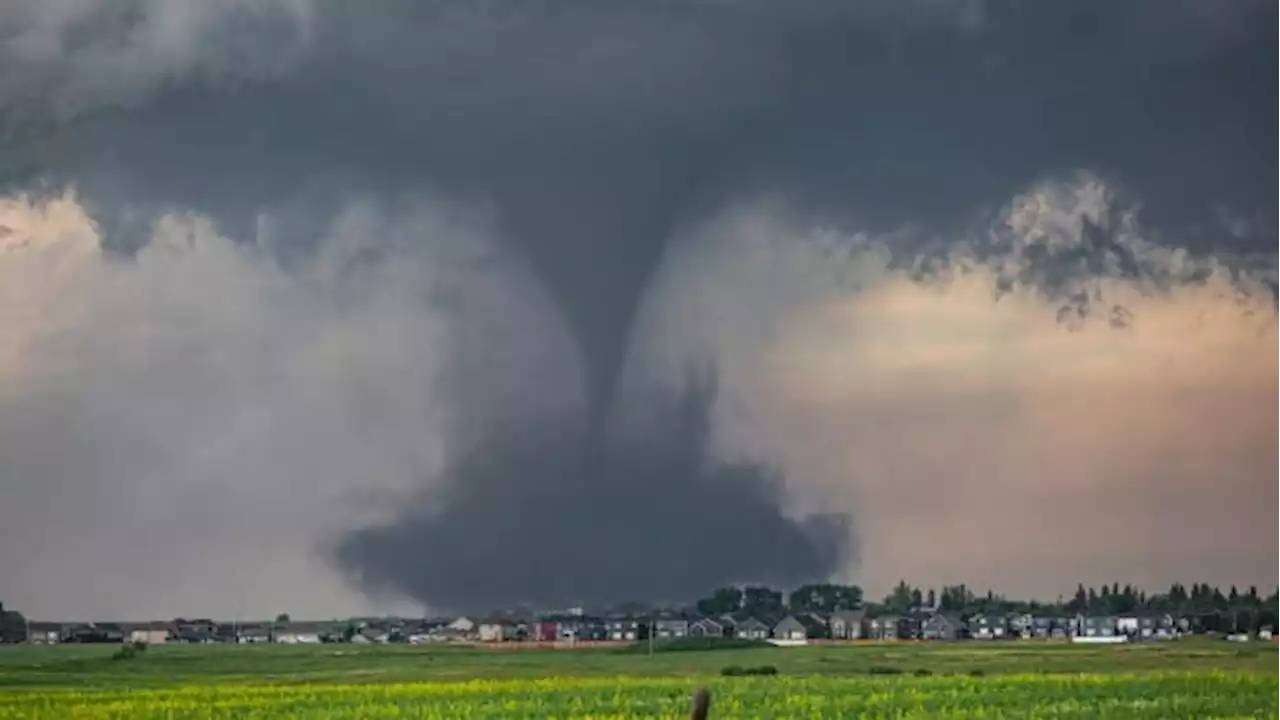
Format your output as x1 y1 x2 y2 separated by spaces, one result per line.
693 581 1280 632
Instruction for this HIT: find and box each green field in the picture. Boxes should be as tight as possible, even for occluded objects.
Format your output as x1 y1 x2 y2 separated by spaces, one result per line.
0 640 1275 718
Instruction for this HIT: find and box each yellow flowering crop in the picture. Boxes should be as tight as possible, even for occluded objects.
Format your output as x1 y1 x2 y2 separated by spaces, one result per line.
0 671 1275 718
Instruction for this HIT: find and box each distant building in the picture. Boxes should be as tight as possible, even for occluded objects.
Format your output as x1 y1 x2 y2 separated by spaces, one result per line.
827 610 866 640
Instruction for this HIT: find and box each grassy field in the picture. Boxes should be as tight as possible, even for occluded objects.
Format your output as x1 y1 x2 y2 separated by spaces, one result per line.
0 640 1275 718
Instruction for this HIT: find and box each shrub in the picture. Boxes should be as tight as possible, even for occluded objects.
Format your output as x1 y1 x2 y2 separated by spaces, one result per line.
720 664 778 677
111 641 148 661
912 668 933 677
867 665 904 675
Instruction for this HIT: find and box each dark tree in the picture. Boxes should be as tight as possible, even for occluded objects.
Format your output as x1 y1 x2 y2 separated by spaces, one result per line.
0 603 27 644
695 587 742 617
741 586 784 621
788 584 862 613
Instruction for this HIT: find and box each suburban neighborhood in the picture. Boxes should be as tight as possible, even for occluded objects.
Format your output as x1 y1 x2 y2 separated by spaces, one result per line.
4 580 1274 647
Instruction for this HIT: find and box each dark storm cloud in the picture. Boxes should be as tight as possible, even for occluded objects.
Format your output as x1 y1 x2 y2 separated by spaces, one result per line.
0 0 1274 615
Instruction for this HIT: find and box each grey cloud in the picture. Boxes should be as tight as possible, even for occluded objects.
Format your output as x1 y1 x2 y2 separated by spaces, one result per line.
0 0 1274 616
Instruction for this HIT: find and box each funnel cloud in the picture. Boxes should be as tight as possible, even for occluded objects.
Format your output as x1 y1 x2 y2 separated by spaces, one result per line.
0 0 1275 618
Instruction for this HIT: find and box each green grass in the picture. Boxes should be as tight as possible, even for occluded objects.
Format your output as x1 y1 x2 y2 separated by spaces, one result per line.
0 638 1273 689
0 640 1274 718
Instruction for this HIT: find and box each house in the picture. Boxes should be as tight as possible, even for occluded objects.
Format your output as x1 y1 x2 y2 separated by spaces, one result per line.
920 612 964 641
967 614 1008 640
26 622 62 644
447 616 476 634
578 619 609 641
355 627 390 644
772 615 807 641
734 617 770 640
275 622 325 644
1079 616 1118 638
606 617 641 641
688 617 727 638
173 619 220 644
1117 614 1168 640
653 618 689 640
235 624 273 644
477 619 514 643
864 615 901 641
827 610 865 640
125 621 171 645
533 620 560 642
1008 613 1032 638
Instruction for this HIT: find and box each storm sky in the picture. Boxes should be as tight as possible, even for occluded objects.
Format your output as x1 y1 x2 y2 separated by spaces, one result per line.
0 0 1275 620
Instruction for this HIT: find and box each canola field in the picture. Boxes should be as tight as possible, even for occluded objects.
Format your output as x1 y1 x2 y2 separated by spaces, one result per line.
0 673 1278 719
0 641 1276 718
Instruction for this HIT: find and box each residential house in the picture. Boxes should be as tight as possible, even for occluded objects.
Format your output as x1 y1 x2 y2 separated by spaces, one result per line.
799 613 830 639
533 619 560 642
827 610 866 640
921 612 965 641
354 627 391 644
967 614 1008 640
653 618 689 640
864 615 902 641
26 622 62 644
235 624 273 644
173 619 220 644
578 618 609 641
1008 613 1033 638
447 616 476 634
734 617 771 640
1079 615 1118 638
275 622 325 644
125 621 171 645
717 616 738 636
477 619 515 643
62 623 124 644
772 615 807 641
688 617 727 638
606 617 641 642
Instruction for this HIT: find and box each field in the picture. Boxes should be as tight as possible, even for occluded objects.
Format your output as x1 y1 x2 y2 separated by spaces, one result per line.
0 640 1275 718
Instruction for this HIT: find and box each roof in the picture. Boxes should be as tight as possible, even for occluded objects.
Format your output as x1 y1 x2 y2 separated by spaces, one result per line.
927 612 964 627
773 616 806 631
828 610 865 623
736 617 769 630
278 622 329 634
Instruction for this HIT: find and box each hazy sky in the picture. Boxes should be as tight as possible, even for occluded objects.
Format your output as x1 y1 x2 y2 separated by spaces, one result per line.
0 0 1275 620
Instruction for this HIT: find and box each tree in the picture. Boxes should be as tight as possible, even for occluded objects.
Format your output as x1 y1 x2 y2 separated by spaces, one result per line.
741 586 784 621
926 589 936 608
275 613 291 624
788 584 862 613
696 587 743 617
1067 584 1088 614
0 603 27 644
884 581 915 613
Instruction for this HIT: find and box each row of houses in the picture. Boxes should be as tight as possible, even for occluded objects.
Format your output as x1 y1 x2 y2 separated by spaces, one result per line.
22 609 1203 646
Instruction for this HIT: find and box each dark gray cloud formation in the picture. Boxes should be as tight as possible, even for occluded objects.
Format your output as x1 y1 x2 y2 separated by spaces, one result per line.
0 0 1274 616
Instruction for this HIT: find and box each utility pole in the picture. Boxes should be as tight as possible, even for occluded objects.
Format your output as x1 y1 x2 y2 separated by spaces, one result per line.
648 613 654 656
